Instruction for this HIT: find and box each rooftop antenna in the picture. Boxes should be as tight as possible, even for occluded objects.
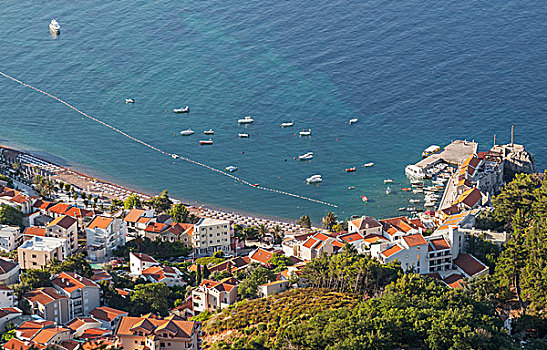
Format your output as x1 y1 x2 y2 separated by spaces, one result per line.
511 125 514 146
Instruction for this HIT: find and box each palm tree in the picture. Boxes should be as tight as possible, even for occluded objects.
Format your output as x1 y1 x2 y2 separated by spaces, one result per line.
273 225 283 244
322 212 338 232
258 224 267 243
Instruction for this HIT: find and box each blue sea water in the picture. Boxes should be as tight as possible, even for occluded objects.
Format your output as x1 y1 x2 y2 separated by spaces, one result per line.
1 1 546 223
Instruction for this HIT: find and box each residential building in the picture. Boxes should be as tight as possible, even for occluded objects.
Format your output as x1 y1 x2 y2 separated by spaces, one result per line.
31 326 72 346
123 209 155 236
192 218 232 255
299 233 344 261
0 307 22 332
347 216 383 236
46 215 78 252
0 225 22 252
85 216 127 261
89 306 128 330
66 317 103 337
257 280 289 298
192 277 238 313
372 233 429 273
141 265 186 287
47 203 73 219
379 216 422 242
453 253 489 278
14 319 56 341
0 257 20 285
129 252 159 275
23 287 70 324
249 248 281 265
208 256 250 275
115 314 201 350
51 272 101 319
338 232 364 252
0 285 15 307
18 236 68 270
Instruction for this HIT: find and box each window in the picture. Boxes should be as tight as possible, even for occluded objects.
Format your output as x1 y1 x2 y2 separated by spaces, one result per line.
32 254 37 258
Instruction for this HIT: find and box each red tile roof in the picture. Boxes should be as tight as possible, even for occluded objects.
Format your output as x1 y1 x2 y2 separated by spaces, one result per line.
402 234 427 247
144 222 169 233
338 232 364 243
48 203 72 215
453 253 488 277
90 306 128 322
32 327 70 345
3 338 44 350
10 194 29 204
24 288 67 306
64 207 93 218
23 226 47 237
33 200 53 211
66 317 101 332
381 244 403 258
132 252 157 263
123 209 145 223
90 269 112 282
349 216 382 230
51 272 99 293
47 215 77 230
79 327 112 340
87 216 114 230
250 248 275 264
116 315 197 339
428 237 451 251
443 273 466 289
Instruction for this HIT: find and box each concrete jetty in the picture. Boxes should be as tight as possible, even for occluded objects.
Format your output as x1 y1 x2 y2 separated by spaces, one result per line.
415 140 478 169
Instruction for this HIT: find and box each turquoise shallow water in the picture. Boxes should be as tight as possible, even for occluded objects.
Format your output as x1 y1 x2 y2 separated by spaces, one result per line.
1 1 546 223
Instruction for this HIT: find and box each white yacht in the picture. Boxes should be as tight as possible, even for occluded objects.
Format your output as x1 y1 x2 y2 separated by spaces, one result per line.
364 162 374 167
238 133 249 138
306 174 322 183
349 118 358 124
174 106 190 113
281 121 294 127
225 166 238 172
405 164 426 179
125 98 135 104
180 129 194 136
384 179 394 184
299 129 311 136
204 129 214 135
49 19 61 34
298 152 313 160
238 116 254 124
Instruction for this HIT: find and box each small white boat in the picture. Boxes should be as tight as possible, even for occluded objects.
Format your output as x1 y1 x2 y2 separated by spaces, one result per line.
299 129 311 136
204 129 214 135
349 118 358 124
409 199 420 204
180 129 194 136
424 201 437 207
125 98 135 104
306 174 322 183
398 207 406 211
364 162 374 167
49 19 61 34
225 166 238 172
412 188 424 194
281 121 294 127
171 154 179 159
384 179 394 184
174 106 190 113
200 140 213 145
238 133 249 138
298 152 313 160
238 116 254 124
348 186 356 190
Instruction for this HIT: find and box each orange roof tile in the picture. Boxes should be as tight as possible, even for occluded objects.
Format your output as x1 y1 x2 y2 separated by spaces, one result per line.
250 248 275 264
339 232 363 242
382 244 403 258
52 272 99 293
24 288 67 306
402 234 427 247
32 327 70 345
87 216 114 230
47 215 76 230
90 306 128 322
429 237 451 251
443 273 466 289
48 203 72 215
123 209 145 223
23 226 47 237
453 253 488 277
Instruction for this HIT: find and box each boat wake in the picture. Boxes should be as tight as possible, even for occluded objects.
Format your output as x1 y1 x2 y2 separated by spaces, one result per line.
0 71 337 208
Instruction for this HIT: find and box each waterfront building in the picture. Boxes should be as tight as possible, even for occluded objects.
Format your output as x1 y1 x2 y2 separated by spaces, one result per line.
347 216 383 236
192 217 232 255
85 216 127 261
123 208 155 236
47 215 79 252
0 225 22 252
51 272 101 319
115 314 202 350
23 287 70 324
18 236 69 270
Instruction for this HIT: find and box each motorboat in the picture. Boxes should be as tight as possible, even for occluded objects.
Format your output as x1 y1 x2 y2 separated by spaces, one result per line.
364 162 374 167
398 207 406 211
361 195 369 202
238 116 254 124
384 179 394 184
348 186 356 190
204 129 214 135
299 129 311 136
238 133 249 138
171 154 179 159
306 174 322 183
225 166 238 172
253 183 260 187
409 199 420 203
298 152 313 160
422 145 441 158
424 201 437 207
405 164 426 179
281 121 294 127
125 98 135 104
174 106 190 113
401 187 411 192
349 118 358 124
385 186 392 195
413 188 424 194
346 167 356 173
180 129 194 136
199 139 213 145
49 19 61 34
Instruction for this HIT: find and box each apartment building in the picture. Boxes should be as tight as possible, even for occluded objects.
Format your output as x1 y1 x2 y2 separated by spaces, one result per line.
51 272 101 319
115 314 201 350
85 215 127 261
46 215 78 252
192 277 238 313
0 225 22 252
90 306 128 330
23 287 70 324
0 285 15 308
192 218 232 255
0 257 20 285
18 236 69 270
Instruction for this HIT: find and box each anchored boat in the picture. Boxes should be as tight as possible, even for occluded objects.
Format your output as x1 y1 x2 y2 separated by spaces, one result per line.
349 118 358 124
174 106 190 113
180 129 194 136
199 139 213 145
225 166 238 172
238 116 254 124
298 152 313 160
204 129 214 135
125 98 135 103
299 129 311 136
306 174 322 183
281 121 294 127
49 19 61 34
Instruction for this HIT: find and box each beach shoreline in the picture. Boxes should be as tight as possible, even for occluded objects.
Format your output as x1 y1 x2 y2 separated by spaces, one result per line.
0 143 309 234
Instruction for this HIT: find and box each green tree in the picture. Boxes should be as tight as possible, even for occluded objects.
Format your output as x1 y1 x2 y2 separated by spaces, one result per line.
168 203 189 223
124 194 142 210
0 204 23 227
146 190 172 213
203 265 211 279
196 264 202 285
20 269 52 288
299 214 311 229
238 264 275 299
321 211 337 231
130 283 171 316
0 174 14 187
50 253 93 278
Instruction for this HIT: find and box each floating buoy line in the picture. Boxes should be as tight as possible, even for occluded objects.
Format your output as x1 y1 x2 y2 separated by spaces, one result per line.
0 71 337 208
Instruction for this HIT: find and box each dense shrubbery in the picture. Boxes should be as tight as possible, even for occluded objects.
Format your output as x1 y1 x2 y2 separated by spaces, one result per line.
113 236 190 259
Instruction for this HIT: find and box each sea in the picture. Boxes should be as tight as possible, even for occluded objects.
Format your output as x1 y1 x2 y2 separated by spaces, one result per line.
1 1 546 224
